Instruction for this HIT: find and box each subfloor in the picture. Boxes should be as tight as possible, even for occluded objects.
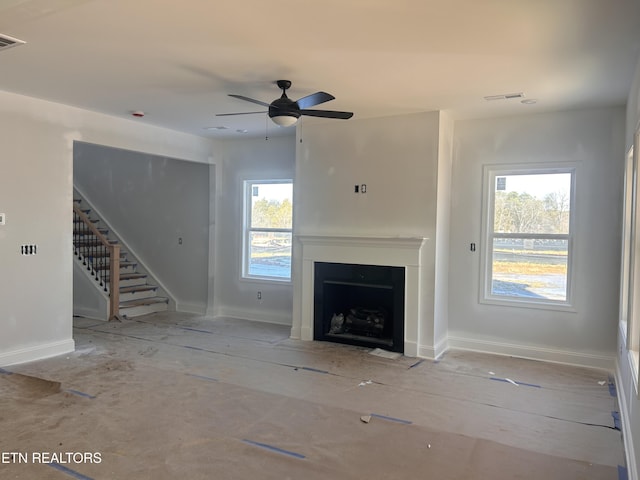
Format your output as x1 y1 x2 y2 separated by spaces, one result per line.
0 312 627 479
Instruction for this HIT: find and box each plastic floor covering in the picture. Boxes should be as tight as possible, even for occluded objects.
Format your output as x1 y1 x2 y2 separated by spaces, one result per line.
0 312 627 479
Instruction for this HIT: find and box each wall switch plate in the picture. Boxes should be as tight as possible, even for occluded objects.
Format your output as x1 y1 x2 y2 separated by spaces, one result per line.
0 213 4 225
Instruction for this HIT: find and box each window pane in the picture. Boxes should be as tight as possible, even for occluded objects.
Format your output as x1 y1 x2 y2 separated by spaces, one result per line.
494 173 571 234
247 231 292 279
251 183 293 229
491 237 568 301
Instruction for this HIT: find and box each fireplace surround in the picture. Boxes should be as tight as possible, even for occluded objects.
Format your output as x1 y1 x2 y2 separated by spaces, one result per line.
293 235 427 357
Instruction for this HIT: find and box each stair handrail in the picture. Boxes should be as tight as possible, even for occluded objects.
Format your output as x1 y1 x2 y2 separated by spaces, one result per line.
73 204 121 321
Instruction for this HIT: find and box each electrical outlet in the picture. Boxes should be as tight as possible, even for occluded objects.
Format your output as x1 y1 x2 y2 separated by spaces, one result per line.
21 244 37 255
257 291 262 300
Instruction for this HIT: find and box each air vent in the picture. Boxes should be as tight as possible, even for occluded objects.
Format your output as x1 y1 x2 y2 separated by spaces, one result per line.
484 92 525 101
0 33 26 52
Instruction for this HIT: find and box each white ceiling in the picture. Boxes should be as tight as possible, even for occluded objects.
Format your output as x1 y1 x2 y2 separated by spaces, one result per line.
1 0 639 138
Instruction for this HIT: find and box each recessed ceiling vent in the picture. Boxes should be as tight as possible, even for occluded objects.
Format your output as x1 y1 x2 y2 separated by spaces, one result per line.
0 33 26 52
484 92 525 101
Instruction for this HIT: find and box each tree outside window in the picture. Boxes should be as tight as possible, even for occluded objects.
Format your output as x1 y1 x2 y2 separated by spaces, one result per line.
243 180 293 281
482 166 575 307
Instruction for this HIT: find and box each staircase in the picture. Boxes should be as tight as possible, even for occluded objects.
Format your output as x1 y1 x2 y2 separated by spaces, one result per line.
73 192 169 319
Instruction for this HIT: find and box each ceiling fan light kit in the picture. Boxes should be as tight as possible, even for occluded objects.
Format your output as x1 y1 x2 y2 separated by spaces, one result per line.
270 113 300 127
219 79 353 127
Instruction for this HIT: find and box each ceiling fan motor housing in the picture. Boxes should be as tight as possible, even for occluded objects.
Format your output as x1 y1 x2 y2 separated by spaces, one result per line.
269 96 300 121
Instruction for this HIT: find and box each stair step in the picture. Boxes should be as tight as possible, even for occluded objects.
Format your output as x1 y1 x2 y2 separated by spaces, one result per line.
120 297 168 307
119 273 147 280
73 218 99 224
119 297 169 318
118 274 148 288
119 285 157 294
79 251 126 259
74 228 108 236
93 261 137 271
75 239 118 246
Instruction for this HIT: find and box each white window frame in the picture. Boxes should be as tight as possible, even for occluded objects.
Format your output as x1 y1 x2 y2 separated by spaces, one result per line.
621 131 640 394
480 163 577 311
242 179 293 283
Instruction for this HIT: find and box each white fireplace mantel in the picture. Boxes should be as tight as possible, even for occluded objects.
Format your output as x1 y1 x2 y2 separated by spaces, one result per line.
292 234 428 357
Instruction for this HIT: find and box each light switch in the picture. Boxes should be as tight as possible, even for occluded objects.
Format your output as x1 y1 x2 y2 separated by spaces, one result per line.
0 213 5 225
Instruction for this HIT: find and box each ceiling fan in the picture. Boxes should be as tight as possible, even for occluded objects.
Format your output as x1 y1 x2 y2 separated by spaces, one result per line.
217 80 353 127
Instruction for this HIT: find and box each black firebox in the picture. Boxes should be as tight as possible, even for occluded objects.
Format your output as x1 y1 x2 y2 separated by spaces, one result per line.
314 262 405 353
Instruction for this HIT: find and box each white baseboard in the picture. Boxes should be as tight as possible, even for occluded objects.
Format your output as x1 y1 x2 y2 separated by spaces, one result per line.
615 360 637 480
73 307 107 321
176 301 207 315
448 335 615 370
215 306 292 326
0 339 75 367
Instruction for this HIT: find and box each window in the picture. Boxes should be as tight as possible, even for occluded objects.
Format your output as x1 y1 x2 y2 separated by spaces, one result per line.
481 165 575 308
242 180 293 281
621 137 640 393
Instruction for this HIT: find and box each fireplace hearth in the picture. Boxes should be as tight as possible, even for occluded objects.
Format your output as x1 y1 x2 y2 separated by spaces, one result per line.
314 262 405 352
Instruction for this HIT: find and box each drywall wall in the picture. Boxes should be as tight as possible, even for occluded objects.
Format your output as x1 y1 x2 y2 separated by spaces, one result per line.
432 112 454 353
74 142 210 313
73 260 108 320
214 135 295 324
295 113 440 237
292 112 443 354
0 90 213 366
618 54 640 480
449 106 625 367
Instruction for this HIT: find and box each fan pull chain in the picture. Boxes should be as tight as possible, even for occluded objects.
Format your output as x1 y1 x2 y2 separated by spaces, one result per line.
265 114 269 141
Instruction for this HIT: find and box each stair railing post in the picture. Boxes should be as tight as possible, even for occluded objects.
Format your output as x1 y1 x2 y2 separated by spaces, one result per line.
109 243 121 322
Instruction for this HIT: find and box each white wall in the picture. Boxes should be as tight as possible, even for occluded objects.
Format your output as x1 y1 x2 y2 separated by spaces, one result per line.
618 54 640 480
213 135 295 325
292 112 445 354
449 106 625 368
0 90 213 366
295 113 440 237
433 112 454 352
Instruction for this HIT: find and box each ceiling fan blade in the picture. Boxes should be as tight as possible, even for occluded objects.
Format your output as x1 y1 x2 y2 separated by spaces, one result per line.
216 111 266 116
300 109 354 119
296 91 335 109
228 94 271 108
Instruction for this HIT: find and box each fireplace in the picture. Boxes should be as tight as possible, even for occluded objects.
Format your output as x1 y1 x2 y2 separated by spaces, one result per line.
293 235 428 357
314 262 405 352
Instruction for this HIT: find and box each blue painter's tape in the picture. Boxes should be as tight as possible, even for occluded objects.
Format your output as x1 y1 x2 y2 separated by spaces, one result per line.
301 366 329 374
408 359 425 369
181 327 214 334
370 413 412 425
618 465 629 480
66 389 96 399
609 382 618 398
182 345 205 351
489 377 541 388
48 462 94 480
242 439 305 459
612 411 622 431
187 373 218 382
0 368 13 375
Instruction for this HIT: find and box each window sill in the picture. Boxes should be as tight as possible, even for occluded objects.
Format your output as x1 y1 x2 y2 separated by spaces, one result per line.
240 276 292 286
480 296 576 313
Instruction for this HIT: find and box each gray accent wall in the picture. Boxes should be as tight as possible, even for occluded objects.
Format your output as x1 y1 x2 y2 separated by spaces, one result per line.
74 142 210 312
